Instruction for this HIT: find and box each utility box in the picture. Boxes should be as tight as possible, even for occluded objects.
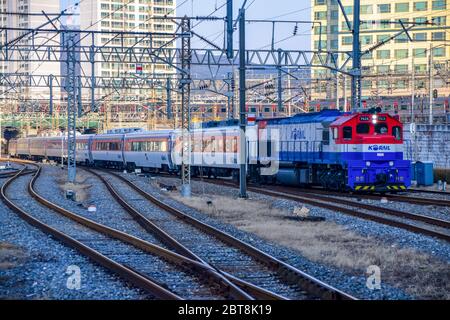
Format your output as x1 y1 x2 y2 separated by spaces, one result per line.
416 161 434 186
410 162 416 181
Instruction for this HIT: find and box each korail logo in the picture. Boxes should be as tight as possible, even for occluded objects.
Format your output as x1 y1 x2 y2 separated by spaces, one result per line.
368 145 391 151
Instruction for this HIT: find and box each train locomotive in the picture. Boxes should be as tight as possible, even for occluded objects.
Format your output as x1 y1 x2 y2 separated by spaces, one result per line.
8 110 411 192
257 110 410 191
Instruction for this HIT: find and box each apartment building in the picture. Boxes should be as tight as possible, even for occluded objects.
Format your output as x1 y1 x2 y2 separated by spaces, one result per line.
311 0 449 115
80 0 177 105
0 0 61 103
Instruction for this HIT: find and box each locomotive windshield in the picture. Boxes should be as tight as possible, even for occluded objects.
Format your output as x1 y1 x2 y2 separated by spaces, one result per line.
374 123 388 134
356 123 370 134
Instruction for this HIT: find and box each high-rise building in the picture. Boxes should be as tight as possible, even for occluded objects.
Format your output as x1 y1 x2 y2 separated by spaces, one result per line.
0 0 62 104
80 0 177 108
311 0 449 118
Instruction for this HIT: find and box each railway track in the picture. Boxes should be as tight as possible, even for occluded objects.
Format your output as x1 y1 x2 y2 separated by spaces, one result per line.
193 178 450 243
87 167 356 300
1 164 266 300
409 189 450 196
284 186 450 208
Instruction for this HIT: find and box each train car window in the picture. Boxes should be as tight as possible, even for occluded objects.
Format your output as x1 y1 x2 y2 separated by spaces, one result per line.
194 139 202 152
393 126 402 140
375 123 388 134
343 127 352 140
225 137 232 153
322 130 330 145
332 127 338 139
211 137 216 153
356 123 370 134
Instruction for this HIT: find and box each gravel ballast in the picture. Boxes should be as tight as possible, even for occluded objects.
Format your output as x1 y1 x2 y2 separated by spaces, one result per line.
0 177 149 299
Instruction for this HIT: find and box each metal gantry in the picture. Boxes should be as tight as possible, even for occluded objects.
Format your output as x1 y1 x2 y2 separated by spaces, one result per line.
238 8 247 199
180 16 192 197
2 5 419 194
63 30 78 183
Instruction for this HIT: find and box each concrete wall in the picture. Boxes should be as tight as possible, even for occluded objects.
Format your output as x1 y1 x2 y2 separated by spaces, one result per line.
404 123 450 169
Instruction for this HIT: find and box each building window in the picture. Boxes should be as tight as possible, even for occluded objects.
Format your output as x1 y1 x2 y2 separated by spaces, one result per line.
413 32 427 41
432 32 446 40
378 80 389 88
342 36 352 45
377 34 390 42
433 47 445 57
395 34 409 43
414 1 428 11
331 10 339 19
360 21 372 30
395 49 409 59
432 0 446 10
377 50 390 59
314 40 326 49
331 40 338 49
394 65 408 73
380 20 391 29
344 6 353 14
378 4 391 13
362 80 372 89
361 35 372 45
413 48 427 58
377 65 390 73
432 16 447 25
415 64 427 73
361 5 373 14
315 0 326 5
361 52 373 59
395 3 409 12
314 11 326 20
414 17 427 24
342 21 353 31
314 26 326 35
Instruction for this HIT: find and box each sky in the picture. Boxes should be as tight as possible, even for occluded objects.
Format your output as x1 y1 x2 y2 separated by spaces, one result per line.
177 0 312 51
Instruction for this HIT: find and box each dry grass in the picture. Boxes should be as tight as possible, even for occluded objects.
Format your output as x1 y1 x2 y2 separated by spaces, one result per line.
53 168 92 202
0 242 27 270
169 192 450 299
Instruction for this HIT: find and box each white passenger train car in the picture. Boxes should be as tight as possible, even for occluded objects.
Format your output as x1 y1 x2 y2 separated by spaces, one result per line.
123 130 175 172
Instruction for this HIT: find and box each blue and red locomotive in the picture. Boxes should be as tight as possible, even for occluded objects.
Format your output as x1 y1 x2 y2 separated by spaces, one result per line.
9 109 411 192
256 109 410 191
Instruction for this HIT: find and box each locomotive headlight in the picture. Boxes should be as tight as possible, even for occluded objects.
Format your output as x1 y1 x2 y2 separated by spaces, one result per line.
366 161 371 167
389 161 394 166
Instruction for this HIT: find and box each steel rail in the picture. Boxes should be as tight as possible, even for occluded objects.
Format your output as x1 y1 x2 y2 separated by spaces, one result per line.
266 185 450 230
84 168 287 300
27 165 257 300
245 185 450 242
0 166 182 300
101 169 357 300
409 189 450 196
281 185 450 208
196 178 450 241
